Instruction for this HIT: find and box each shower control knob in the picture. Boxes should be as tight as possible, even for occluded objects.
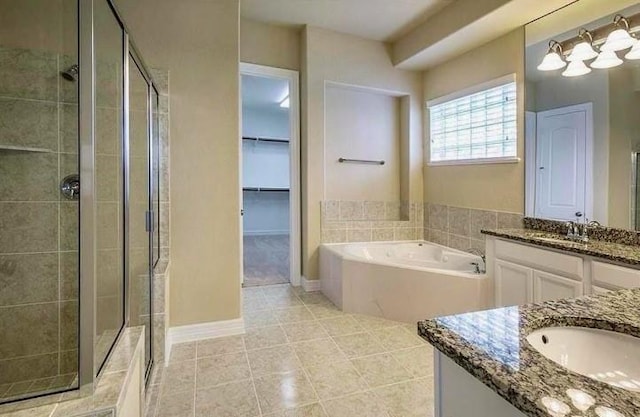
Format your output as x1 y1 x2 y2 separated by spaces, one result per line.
61 174 80 200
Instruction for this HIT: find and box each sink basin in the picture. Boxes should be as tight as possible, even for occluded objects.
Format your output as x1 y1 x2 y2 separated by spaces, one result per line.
527 326 640 392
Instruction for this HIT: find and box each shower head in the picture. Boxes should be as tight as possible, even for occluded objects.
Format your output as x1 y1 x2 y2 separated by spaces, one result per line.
61 64 79 81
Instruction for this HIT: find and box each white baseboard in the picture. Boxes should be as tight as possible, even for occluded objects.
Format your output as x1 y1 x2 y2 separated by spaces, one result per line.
165 318 245 366
301 276 321 292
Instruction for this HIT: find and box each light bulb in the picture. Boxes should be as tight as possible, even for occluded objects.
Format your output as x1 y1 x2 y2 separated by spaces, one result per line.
625 40 640 59
538 51 566 71
567 41 598 61
601 28 637 52
591 50 623 69
562 60 591 77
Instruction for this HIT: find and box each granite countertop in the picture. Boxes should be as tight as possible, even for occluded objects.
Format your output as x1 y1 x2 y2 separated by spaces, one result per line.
482 228 640 266
418 289 640 417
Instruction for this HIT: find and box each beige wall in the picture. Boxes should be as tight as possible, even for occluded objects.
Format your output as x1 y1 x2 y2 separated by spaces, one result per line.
240 18 300 70
115 0 241 326
422 29 525 213
325 86 401 201
608 66 640 229
302 26 424 280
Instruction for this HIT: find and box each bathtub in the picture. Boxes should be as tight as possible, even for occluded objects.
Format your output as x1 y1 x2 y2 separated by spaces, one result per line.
319 241 491 323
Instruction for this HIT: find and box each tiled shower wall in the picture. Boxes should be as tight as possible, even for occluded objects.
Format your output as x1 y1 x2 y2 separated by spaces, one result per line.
423 203 524 253
0 47 79 386
320 201 424 243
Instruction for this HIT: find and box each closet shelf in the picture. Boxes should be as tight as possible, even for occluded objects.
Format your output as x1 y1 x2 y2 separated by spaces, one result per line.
243 187 290 192
0 145 54 153
242 136 289 144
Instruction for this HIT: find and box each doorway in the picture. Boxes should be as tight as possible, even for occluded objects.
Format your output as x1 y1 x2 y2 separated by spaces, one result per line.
239 63 300 287
530 103 593 222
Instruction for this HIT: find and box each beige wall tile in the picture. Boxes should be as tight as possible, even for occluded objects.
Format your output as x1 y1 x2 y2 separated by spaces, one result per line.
428 229 447 246
363 201 385 220
372 228 394 241
0 202 57 253
346 229 371 243
393 228 414 241
0 98 58 151
339 201 364 221
428 204 447 232
322 201 340 221
321 229 346 244
0 47 58 100
0 353 58 385
497 212 524 229
469 209 498 240
60 300 78 351
448 207 470 237
60 104 79 153
0 153 58 201
448 234 471 252
60 274 82 324
385 201 401 220
0 302 58 359
96 107 120 156
0 253 58 306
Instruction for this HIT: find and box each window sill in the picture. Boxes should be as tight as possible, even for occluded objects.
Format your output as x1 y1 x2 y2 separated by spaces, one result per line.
427 157 521 167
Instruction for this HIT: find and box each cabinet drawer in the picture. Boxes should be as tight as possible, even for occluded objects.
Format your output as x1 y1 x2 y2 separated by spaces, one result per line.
592 261 640 289
495 239 583 281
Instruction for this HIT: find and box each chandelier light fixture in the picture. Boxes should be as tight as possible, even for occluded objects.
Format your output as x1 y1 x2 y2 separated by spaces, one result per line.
562 60 592 77
591 50 623 69
601 15 636 52
537 12 639 78
567 29 598 61
537 41 566 71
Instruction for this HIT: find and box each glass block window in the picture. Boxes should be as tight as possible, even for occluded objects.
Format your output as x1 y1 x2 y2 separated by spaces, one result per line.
428 80 517 164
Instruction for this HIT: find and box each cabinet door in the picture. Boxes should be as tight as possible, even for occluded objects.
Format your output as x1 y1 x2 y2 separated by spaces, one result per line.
495 260 534 307
592 285 613 295
534 270 583 303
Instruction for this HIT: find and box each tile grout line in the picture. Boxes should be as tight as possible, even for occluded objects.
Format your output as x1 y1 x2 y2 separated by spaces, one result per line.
242 337 264 417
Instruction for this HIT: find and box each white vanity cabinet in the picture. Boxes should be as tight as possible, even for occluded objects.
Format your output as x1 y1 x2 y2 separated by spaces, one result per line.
533 270 583 302
487 236 640 307
494 260 533 307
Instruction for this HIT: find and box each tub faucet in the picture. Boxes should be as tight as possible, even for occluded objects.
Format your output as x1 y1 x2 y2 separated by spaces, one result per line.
466 249 486 274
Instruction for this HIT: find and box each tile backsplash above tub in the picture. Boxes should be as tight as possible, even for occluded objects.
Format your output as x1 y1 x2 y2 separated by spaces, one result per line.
424 203 524 253
321 201 424 243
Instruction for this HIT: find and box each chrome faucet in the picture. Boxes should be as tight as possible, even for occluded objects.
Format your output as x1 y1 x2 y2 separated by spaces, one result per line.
467 249 486 274
565 218 600 243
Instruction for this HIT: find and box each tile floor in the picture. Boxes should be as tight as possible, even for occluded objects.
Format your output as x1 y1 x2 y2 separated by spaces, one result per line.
243 235 290 287
145 284 435 417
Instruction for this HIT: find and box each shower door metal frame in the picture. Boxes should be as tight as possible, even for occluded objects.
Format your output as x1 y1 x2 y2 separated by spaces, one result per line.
78 0 159 394
78 0 97 394
126 43 157 385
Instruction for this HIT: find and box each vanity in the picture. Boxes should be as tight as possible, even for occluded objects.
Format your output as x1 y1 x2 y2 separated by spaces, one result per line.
418 2 640 416
422 227 640 417
485 227 640 307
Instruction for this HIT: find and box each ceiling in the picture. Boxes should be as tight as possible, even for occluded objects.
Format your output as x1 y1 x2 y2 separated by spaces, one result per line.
241 74 289 110
240 0 454 42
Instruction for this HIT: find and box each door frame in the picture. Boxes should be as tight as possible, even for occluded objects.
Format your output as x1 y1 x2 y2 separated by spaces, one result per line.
239 63 301 287
530 102 594 221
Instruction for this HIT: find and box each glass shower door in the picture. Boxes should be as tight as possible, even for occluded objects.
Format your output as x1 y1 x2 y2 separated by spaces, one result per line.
128 53 153 376
0 0 80 403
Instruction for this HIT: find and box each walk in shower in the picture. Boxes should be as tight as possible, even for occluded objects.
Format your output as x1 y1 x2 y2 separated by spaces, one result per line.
0 0 160 404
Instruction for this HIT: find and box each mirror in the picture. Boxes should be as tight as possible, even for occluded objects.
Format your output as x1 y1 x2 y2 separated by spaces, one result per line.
525 1 640 231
